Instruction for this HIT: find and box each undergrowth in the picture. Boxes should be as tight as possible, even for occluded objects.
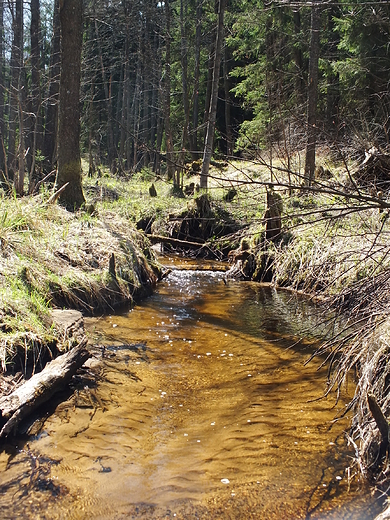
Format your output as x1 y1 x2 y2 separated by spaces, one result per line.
0 191 160 374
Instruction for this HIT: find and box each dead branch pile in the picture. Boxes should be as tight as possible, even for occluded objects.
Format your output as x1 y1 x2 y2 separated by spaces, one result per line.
149 195 242 257
317 270 390 485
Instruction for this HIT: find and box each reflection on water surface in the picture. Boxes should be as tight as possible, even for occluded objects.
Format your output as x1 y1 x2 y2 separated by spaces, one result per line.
0 257 384 519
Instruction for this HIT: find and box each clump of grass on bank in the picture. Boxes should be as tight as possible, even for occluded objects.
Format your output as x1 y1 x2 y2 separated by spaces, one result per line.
0 191 161 374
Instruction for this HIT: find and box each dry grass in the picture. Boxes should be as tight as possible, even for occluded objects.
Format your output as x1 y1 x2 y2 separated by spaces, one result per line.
0 191 160 374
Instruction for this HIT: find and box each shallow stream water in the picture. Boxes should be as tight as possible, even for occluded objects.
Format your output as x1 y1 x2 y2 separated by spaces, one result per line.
0 256 385 519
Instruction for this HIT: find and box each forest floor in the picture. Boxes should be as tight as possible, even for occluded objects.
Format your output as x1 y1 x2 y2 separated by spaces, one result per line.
1 150 390 513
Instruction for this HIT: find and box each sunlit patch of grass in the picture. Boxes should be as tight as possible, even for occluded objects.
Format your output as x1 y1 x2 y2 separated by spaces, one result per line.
0 190 161 372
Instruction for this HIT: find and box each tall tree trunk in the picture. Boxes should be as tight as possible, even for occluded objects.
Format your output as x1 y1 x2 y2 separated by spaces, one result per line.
43 0 60 173
115 64 124 171
88 76 96 177
120 61 128 167
178 0 190 186
119 21 129 168
126 55 133 169
28 0 43 192
200 0 226 190
189 0 202 159
223 43 233 157
17 85 25 195
163 0 175 182
154 70 164 175
132 52 141 170
149 25 161 171
55 0 85 210
94 10 114 170
292 8 305 106
8 0 23 185
304 4 321 186
203 43 215 144
0 0 6 184
326 6 340 136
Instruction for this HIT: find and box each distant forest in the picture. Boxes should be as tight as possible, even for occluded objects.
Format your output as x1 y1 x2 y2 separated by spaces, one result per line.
0 0 389 190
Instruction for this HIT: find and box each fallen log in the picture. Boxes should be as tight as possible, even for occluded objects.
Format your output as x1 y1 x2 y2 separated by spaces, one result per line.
0 339 90 439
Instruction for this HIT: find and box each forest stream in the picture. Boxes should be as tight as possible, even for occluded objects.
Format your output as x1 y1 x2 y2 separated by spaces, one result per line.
0 256 386 519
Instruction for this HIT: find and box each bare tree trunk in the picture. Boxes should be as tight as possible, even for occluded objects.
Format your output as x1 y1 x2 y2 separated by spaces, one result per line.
149 26 160 171
326 6 340 136
88 76 96 177
223 43 233 157
163 0 175 182
55 0 85 210
114 65 124 171
94 10 114 170
8 0 23 184
0 0 6 183
126 56 133 169
178 0 190 187
200 0 226 190
28 0 42 192
120 28 129 168
154 72 164 175
304 4 321 186
43 0 60 173
132 54 141 170
16 84 25 195
189 0 202 159
203 44 214 144
293 8 305 105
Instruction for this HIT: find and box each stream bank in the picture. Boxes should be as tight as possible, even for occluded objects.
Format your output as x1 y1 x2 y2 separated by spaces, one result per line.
1 173 390 517
0 256 385 519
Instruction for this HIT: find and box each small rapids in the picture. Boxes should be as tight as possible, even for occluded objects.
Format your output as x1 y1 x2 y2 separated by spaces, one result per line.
0 257 384 519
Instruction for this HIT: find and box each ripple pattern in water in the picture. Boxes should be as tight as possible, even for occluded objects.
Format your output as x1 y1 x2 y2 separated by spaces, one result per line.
0 264 384 519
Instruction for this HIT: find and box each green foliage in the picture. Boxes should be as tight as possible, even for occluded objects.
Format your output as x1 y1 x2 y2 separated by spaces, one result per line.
332 1 390 137
229 2 311 150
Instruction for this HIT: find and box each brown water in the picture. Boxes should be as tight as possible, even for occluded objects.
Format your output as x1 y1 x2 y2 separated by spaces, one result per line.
0 257 384 519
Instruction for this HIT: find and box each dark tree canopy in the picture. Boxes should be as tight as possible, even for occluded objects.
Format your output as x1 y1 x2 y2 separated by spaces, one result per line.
0 0 388 197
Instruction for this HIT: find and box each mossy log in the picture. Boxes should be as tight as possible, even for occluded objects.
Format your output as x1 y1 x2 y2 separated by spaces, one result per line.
0 340 90 439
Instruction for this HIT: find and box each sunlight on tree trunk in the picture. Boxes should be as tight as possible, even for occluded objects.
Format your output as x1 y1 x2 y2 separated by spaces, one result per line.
55 0 85 210
304 4 321 186
164 0 175 183
8 0 23 187
200 0 226 190
43 0 60 174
